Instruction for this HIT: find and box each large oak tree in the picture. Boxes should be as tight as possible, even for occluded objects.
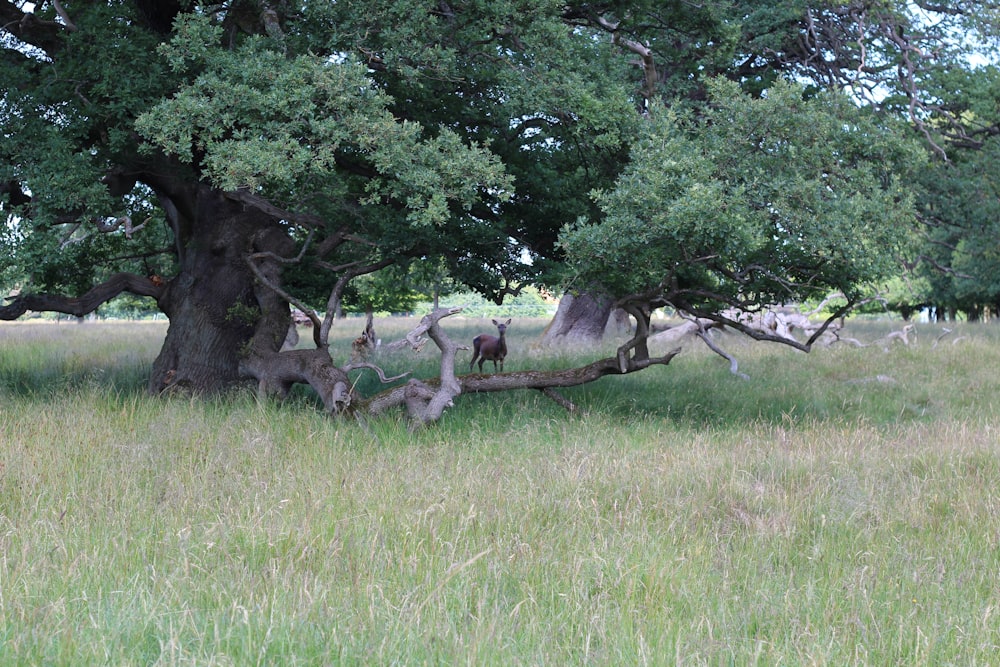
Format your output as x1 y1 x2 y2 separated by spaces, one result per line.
1 1 995 423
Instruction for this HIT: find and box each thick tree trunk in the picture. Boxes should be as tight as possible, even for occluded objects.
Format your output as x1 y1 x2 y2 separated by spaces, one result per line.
540 292 614 346
149 188 286 394
140 185 365 409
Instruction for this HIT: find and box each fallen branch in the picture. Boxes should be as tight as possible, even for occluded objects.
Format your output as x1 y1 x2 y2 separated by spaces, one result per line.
360 347 683 421
933 327 953 347
539 387 579 413
342 361 409 384
362 308 468 427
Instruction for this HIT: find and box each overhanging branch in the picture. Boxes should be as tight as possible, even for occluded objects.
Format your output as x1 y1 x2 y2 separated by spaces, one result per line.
0 272 163 320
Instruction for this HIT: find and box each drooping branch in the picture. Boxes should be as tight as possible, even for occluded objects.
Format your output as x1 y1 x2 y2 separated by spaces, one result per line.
245 229 324 332
241 216 394 350
693 322 750 381
319 256 395 346
539 387 578 413
342 361 409 384
50 0 76 31
0 272 163 320
616 301 657 371
671 299 850 353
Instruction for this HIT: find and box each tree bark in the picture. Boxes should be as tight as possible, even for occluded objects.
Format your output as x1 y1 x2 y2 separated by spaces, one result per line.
540 292 614 346
149 187 291 394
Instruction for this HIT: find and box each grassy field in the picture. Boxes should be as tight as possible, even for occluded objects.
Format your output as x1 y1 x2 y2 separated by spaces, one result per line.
1 316 999 665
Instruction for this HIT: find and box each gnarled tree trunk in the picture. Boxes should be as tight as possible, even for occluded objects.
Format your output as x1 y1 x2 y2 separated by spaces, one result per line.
149 188 292 394
540 292 614 346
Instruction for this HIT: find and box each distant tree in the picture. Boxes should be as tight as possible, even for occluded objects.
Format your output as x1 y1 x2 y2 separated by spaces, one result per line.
908 67 1000 320
405 258 462 312
541 0 1000 340
558 80 924 347
427 287 551 319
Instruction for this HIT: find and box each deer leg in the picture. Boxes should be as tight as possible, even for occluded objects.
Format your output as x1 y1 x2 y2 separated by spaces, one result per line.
469 338 480 371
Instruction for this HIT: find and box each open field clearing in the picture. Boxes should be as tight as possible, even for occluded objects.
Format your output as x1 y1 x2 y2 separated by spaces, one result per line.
2 318 1000 665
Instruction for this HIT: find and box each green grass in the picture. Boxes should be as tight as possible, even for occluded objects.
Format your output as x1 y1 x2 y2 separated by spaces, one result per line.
2 317 1000 664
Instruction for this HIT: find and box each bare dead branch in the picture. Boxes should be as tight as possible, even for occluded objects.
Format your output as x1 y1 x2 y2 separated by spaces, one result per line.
361 307 469 426
244 252 323 333
341 361 409 383
933 327 954 347
320 257 395 346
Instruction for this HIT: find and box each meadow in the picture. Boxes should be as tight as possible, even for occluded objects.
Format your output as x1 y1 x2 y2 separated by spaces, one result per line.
1 316 999 665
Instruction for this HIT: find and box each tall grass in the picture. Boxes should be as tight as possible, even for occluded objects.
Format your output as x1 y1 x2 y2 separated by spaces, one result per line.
1 318 999 664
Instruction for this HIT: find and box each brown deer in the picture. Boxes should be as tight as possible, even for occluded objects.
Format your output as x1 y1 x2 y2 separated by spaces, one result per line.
470 319 510 373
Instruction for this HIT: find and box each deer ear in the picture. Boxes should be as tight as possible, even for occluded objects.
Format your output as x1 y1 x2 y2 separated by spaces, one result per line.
505 319 511 325
492 319 499 325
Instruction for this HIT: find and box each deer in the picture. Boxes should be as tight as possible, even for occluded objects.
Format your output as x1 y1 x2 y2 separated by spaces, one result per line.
469 319 511 373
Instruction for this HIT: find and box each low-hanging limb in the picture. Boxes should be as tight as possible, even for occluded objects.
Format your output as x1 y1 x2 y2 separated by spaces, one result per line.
320 257 395 345
245 229 323 331
235 302 689 424
359 306 682 425
674 296 856 352
0 272 163 320
693 321 750 381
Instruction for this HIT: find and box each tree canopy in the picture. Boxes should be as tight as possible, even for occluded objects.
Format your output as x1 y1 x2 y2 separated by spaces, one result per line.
2 0 998 422
559 79 923 343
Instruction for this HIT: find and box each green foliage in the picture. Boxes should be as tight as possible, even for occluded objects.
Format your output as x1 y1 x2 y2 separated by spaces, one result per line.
138 14 512 223
418 287 554 318
342 266 424 314
4 0 1000 374
1 2 178 294
906 64 1000 318
101 294 162 320
865 275 931 319
225 301 260 326
559 79 925 310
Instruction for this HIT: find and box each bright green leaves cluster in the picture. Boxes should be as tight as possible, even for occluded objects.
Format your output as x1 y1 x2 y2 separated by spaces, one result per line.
137 14 510 227
365 125 511 226
559 79 925 309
